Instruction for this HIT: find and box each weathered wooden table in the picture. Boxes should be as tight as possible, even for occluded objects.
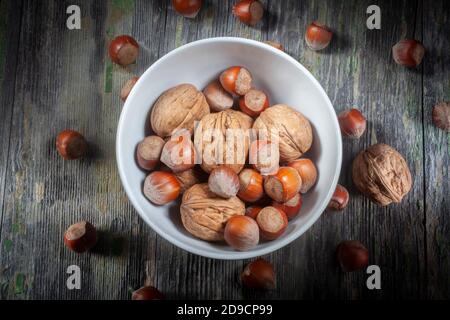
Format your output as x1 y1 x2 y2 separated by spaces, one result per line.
0 0 448 300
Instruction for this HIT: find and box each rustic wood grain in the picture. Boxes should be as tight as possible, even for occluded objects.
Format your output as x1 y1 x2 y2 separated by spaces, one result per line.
0 0 448 300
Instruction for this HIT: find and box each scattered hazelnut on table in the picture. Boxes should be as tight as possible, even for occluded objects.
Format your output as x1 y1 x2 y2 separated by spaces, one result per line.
256 206 288 240
132 286 165 300
272 193 302 220
143 171 181 205
224 216 260 251
336 240 369 272
253 104 313 162
241 258 276 290
120 76 139 102
109 35 139 66
305 21 333 51
432 102 450 132
338 108 367 139
237 168 264 203
327 184 349 211
208 166 240 198
239 89 270 118
136 135 165 171
172 0 202 18
264 41 283 51
392 39 425 68
352 143 412 206
245 206 262 220
232 0 264 26
180 184 245 241
219 66 253 96
56 130 88 160
64 221 98 253
160 131 196 173
264 167 302 203
249 140 279 175
287 158 317 193
203 80 234 112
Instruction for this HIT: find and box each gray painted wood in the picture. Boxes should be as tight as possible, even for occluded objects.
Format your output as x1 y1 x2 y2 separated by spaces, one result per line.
0 0 448 299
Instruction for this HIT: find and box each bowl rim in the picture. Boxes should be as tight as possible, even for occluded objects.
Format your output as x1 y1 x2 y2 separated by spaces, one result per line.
116 36 342 260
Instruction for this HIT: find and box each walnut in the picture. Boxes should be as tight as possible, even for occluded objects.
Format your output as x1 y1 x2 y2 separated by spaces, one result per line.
174 166 208 193
150 84 210 138
194 109 253 174
252 104 313 162
180 183 245 241
352 143 412 206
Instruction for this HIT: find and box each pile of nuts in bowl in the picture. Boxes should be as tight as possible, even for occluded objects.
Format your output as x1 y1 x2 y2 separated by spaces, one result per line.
135 66 318 251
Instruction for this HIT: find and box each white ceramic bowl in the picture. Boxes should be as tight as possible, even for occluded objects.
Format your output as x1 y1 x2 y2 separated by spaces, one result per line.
116 37 342 260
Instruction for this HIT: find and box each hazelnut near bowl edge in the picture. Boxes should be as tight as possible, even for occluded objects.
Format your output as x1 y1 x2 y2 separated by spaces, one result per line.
116 37 342 259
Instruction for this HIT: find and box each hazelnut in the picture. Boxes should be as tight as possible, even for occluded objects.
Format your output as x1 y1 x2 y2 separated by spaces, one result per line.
237 168 264 203
224 216 259 251
272 193 302 220
219 66 252 96
264 167 302 203
432 102 450 132
352 143 412 206
208 166 240 198
160 131 196 173
56 130 88 160
136 135 165 171
241 258 276 290
132 286 165 300
249 140 279 175
232 0 264 26
253 104 313 162
245 206 262 220
143 171 181 205
327 184 349 210
305 21 333 51
150 83 210 138
120 76 139 102
180 184 245 241
239 89 270 118
64 221 98 253
392 39 425 68
338 108 367 139
109 35 139 66
195 109 253 174
264 41 283 51
256 206 288 240
287 158 317 193
336 240 369 272
172 0 202 18
203 80 234 112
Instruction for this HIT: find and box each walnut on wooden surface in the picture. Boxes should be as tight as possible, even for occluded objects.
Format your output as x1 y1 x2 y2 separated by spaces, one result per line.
252 104 313 162
180 183 245 241
352 143 412 206
150 83 210 138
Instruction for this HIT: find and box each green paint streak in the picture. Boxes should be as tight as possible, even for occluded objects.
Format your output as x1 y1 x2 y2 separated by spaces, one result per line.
104 60 113 93
3 239 13 252
14 274 25 295
12 223 20 233
0 1 7 85
175 17 183 48
112 0 135 12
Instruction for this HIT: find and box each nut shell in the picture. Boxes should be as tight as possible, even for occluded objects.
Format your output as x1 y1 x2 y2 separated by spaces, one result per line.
195 109 253 174
180 184 245 241
253 104 312 162
352 143 412 206
150 84 210 138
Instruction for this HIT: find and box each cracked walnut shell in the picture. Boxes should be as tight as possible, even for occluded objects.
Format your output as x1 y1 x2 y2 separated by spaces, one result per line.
194 109 253 174
180 183 245 241
150 83 210 138
252 104 313 162
352 143 412 206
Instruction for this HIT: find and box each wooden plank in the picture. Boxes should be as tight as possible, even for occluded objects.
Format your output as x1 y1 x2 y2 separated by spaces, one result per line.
423 0 450 300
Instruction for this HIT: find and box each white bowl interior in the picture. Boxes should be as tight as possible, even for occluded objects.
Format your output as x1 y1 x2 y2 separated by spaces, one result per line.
116 37 342 260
